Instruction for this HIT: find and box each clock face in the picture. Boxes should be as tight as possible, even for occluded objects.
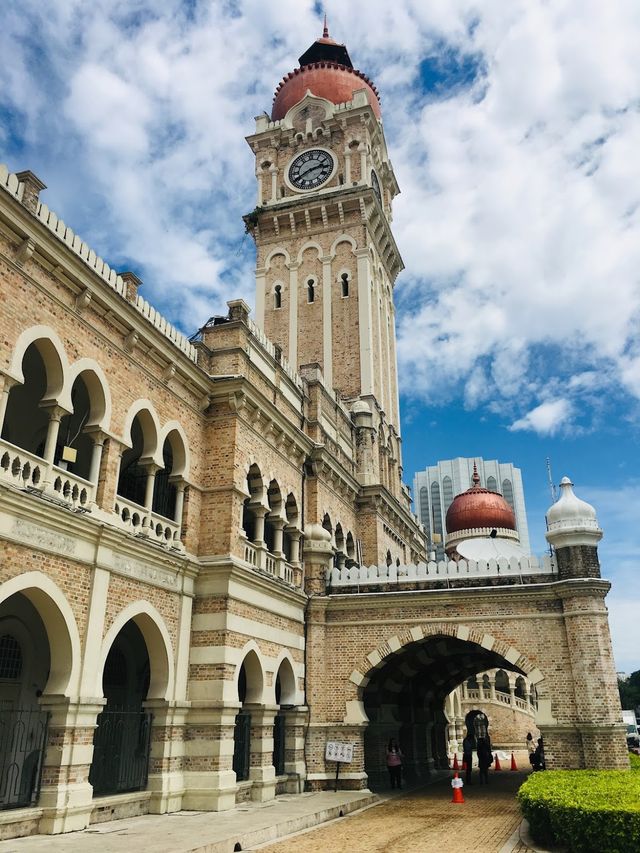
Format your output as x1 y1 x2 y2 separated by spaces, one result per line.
288 149 335 190
371 170 382 206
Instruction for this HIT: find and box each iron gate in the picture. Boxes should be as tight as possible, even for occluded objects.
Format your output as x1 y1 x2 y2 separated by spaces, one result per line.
89 709 152 796
273 714 285 775
233 712 251 781
0 708 49 810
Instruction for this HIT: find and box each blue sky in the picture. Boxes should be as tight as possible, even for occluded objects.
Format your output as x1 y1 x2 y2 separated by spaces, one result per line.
1 0 639 673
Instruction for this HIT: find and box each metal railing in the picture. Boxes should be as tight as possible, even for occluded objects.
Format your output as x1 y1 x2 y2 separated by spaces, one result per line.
273 714 285 776
233 712 251 782
89 709 152 796
0 707 49 810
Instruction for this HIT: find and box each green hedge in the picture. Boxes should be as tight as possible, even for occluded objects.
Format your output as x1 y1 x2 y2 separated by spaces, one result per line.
630 752 640 771
518 766 640 853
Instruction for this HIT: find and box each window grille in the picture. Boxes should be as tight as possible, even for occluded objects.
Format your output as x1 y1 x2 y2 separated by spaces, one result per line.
0 636 22 680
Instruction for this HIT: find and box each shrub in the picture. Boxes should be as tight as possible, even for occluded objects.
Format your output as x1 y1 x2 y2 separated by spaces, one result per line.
629 752 640 771
518 769 640 853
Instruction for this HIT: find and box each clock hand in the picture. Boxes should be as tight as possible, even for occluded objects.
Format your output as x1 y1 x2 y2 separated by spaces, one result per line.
299 162 321 178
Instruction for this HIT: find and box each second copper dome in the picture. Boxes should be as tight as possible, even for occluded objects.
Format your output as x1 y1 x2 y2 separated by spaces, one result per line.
445 469 516 534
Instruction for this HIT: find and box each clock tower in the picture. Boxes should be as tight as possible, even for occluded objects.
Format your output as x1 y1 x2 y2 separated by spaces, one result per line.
245 23 405 490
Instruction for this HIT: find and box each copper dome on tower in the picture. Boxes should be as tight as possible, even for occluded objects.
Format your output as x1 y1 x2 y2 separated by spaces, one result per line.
271 20 381 121
445 465 517 535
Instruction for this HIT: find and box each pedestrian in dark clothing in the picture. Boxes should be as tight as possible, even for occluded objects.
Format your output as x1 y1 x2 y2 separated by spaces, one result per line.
462 734 474 785
386 739 403 789
531 737 545 771
477 737 493 784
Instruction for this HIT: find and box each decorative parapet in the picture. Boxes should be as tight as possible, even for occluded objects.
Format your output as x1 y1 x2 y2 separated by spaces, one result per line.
329 553 556 588
247 316 304 391
0 164 198 364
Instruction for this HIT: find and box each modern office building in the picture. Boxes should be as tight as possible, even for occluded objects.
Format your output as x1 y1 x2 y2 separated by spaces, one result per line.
413 458 530 559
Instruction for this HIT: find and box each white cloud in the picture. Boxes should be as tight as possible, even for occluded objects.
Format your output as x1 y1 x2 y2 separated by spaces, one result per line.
510 399 572 435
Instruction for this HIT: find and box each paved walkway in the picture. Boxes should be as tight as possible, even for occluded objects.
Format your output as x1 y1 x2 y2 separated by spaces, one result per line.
257 771 536 853
0 772 540 853
0 790 376 853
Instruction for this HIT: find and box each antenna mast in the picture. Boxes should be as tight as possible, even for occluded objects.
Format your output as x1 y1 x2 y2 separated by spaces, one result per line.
546 457 557 503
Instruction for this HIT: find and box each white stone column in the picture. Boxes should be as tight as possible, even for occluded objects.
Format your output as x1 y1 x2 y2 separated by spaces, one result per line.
288 263 299 368
252 505 268 547
270 516 285 557
142 462 160 535
42 406 64 464
172 478 187 548
359 146 367 184
489 676 497 702
321 255 333 388
389 301 401 429
269 165 278 202
355 248 374 395
509 677 517 708
255 265 266 328
0 375 17 436
172 478 186 525
252 505 269 570
87 431 106 486
344 147 352 184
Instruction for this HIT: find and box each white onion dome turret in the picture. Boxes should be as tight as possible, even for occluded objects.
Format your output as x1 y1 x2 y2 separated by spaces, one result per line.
545 476 603 550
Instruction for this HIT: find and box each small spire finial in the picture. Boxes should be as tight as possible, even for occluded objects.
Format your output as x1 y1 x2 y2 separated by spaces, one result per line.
472 462 480 487
323 13 329 38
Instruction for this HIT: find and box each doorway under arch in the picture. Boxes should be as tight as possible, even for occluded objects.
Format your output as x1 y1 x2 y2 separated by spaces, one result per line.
0 593 51 810
362 634 528 791
89 621 152 797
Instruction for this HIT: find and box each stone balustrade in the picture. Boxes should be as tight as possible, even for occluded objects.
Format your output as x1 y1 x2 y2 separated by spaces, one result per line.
328 553 556 588
0 438 94 510
113 497 183 551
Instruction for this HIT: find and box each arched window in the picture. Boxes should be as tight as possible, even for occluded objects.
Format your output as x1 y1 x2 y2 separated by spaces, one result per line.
495 670 510 694
487 475 497 492
419 486 430 539
341 273 349 297
430 482 442 536
118 416 149 506
442 476 454 511
274 285 282 309
502 478 514 510
152 440 177 520
307 279 315 303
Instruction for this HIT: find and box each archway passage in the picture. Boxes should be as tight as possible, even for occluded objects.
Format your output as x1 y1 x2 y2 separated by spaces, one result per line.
362 634 526 791
89 621 152 796
0 593 51 810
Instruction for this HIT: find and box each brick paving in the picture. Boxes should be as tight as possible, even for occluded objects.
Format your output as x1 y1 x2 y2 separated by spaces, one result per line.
259 771 533 853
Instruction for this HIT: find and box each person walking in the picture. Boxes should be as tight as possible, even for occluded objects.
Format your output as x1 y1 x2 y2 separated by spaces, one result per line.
477 737 493 784
526 732 536 766
462 734 474 785
386 739 403 790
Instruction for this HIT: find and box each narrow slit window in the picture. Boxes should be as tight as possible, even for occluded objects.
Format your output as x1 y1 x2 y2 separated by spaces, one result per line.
274 284 282 309
307 279 315 303
341 273 349 297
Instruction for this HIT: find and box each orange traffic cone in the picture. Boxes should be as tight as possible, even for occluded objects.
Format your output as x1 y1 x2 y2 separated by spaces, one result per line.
494 753 502 771
452 754 459 771
510 752 518 771
451 771 465 804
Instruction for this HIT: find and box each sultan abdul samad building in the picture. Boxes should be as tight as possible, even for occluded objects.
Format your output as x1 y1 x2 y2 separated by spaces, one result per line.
0 23 628 840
